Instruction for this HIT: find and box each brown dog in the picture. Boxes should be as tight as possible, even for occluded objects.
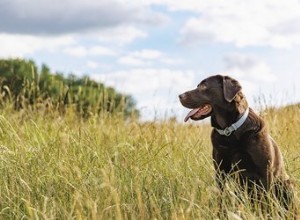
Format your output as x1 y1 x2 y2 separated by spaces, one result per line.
179 74 294 210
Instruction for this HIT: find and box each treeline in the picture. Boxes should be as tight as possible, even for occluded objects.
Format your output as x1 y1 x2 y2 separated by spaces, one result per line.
0 59 139 118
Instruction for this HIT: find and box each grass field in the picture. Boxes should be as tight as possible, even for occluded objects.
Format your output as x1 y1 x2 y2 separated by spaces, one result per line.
0 104 299 219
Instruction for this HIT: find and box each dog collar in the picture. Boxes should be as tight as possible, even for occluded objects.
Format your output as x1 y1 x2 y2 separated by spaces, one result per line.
214 108 249 136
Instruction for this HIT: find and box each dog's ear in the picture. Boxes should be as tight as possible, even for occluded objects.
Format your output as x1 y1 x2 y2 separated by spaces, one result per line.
223 76 242 102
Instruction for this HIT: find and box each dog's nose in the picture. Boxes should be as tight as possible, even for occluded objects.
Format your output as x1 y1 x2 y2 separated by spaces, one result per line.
179 93 185 100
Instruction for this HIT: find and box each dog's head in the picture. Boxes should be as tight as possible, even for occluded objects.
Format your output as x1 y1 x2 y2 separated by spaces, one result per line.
179 75 244 122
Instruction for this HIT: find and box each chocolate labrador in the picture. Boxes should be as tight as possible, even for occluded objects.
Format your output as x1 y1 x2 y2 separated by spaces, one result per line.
179 74 294 210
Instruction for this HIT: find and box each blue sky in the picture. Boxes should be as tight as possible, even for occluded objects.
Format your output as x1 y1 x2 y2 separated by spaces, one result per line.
1 0 300 120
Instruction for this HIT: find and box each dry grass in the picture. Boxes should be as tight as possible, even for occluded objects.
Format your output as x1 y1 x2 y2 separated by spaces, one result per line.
0 104 299 219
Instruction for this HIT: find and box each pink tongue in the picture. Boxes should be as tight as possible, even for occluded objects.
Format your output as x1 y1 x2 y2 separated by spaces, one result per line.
184 108 201 122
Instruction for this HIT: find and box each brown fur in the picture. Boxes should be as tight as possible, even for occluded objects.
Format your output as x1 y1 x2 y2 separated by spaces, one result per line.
179 75 295 212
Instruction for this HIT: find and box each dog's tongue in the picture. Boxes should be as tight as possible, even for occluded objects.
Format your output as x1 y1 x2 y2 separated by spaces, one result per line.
184 108 201 122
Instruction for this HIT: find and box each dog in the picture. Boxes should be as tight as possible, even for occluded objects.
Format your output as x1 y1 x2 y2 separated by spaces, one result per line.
179 74 295 213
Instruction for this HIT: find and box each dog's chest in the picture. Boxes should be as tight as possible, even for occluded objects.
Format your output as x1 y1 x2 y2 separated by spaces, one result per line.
215 143 241 158
214 136 241 153
214 139 256 172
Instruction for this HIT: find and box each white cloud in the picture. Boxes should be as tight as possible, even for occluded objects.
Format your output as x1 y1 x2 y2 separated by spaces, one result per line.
0 34 75 57
91 68 197 120
63 46 87 57
224 53 277 83
92 68 195 94
131 49 164 59
118 56 150 66
138 0 209 11
222 53 280 107
0 0 167 35
118 49 184 66
90 46 117 56
95 26 147 45
63 45 116 57
118 49 163 66
86 61 99 69
4 0 300 49
175 0 300 48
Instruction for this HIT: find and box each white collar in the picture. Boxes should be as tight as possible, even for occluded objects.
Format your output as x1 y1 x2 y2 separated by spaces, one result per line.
214 108 249 136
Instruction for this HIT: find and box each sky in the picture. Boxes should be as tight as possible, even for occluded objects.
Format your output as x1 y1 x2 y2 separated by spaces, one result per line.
1 0 300 121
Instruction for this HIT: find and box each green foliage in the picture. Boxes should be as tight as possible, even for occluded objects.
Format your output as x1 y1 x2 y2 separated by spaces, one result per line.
0 104 298 219
0 58 139 118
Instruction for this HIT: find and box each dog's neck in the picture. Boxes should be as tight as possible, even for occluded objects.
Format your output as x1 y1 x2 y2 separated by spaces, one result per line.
211 109 240 129
211 92 248 129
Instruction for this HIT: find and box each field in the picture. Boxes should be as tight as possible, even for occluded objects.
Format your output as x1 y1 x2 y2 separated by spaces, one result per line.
0 104 299 219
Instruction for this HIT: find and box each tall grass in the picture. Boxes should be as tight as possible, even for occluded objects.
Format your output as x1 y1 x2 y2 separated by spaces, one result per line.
0 103 299 219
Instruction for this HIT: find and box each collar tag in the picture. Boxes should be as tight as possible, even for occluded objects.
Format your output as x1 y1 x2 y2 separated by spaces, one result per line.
215 108 249 136
224 127 232 136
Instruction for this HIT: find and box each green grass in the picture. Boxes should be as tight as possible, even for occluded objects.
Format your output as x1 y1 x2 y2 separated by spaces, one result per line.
0 105 299 219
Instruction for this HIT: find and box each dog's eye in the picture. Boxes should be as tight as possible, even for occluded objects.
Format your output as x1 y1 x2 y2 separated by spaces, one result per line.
199 84 207 90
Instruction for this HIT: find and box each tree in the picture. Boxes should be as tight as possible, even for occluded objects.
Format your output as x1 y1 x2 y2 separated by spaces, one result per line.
0 59 139 118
